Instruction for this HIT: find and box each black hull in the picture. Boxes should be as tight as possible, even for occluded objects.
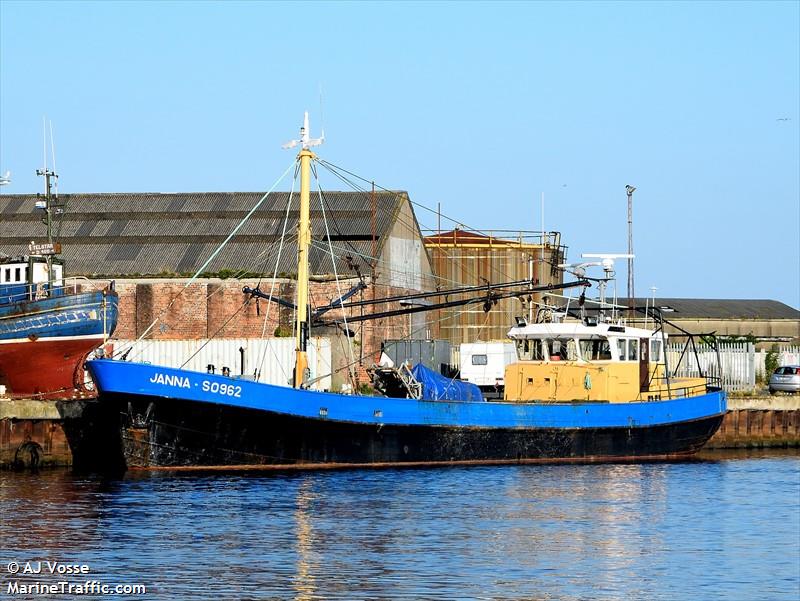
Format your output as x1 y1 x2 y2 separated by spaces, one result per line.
106 394 725 469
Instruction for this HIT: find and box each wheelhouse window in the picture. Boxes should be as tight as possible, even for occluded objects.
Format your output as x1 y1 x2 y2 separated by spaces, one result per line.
545 338 577 361
628 339 639 361
516 339 545 361
617 339 627 361
579 339 612 361
14 267 21 282
650 339 662 363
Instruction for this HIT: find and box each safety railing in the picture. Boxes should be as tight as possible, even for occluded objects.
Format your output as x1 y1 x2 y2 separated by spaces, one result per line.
0 277 112 305
647 375 719 400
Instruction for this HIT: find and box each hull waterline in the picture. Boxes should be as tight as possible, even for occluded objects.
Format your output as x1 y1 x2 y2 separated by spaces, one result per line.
116 395 724 469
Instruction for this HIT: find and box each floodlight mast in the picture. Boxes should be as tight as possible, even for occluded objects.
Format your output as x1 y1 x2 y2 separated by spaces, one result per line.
625 185 636 312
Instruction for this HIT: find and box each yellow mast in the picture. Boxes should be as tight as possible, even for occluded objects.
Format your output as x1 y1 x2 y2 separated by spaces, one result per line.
284 112 324 389
294 147 313 388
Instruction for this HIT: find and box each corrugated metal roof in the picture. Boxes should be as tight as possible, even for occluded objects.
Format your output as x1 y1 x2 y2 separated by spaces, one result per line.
622 298 800 320
0 191 409 277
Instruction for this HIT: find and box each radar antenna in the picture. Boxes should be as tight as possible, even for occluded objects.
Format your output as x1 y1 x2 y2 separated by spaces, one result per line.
559 253 634 321
282 111 324 150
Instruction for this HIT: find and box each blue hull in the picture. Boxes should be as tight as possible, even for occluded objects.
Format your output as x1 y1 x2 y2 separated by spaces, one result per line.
89 359 725 429
87 359 727 468
0 290 119 341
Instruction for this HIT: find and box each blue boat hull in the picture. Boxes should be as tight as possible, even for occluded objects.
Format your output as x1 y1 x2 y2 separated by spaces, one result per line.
0 290 118 341
87 359 727 468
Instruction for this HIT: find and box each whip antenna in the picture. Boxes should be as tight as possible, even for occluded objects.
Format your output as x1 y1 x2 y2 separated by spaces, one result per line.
42 115 47 174
49 120 58 196
319 83 326 142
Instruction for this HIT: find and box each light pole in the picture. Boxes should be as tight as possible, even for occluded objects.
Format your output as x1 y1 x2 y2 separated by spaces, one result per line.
625 185 636 311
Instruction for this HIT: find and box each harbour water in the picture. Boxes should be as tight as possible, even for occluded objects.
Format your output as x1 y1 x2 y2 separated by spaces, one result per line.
1 451 798 600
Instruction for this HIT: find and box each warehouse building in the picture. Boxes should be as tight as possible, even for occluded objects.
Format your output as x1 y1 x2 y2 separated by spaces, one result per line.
424 229 567 345
623 298 800 345
1 190 439 386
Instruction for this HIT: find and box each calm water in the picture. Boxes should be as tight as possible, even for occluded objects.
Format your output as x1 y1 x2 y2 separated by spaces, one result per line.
1 451 798 601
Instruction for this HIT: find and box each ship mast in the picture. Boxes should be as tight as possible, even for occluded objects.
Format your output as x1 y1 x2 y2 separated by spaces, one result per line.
284 112 324 388
35 167 58 288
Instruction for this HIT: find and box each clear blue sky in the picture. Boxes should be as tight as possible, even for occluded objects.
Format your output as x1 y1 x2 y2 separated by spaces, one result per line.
2 1 798 307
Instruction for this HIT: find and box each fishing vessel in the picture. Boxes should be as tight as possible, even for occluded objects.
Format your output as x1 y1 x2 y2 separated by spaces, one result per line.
86 113 726 468
0 168 119 398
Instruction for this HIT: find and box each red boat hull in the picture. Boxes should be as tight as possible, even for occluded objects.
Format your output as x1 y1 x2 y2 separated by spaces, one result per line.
0 335 106 398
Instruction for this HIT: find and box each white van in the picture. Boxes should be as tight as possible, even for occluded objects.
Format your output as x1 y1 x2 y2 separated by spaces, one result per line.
459 342 517 398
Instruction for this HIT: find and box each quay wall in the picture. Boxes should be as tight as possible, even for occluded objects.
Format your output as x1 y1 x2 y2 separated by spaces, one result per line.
0 408 72 468
0 399 97 469
0 398 123 471
706 397 800 449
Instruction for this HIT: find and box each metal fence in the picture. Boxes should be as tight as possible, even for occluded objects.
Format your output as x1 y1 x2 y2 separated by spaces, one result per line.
756 345 800 379
667 343 800 392
111 337 332 391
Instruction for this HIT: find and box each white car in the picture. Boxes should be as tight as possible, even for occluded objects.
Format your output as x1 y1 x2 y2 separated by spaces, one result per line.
769 365 800 394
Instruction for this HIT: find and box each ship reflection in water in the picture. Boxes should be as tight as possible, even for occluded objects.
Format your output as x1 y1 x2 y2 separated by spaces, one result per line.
1 451 798 600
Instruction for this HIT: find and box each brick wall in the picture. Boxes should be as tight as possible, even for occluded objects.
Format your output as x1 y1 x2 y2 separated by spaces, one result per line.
99 278 438 365
132 281 208 339
207 280 281 339
112 281 138 339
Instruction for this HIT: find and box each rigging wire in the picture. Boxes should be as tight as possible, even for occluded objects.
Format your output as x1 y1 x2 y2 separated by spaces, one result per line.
310 171 382 271
307 238 500 291
318 158 526 240
314 302 480 388
115 159 297 361
316 159 545 300
312 159 358 388
109 154 582 389
318 157 571 287
313 158 580 356
179 298 250 368
112 228 299 363
174 228 301 373
315 159 533 290
254 167 299 383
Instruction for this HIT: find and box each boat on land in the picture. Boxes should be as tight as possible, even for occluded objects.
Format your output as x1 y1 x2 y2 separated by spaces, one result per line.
86 113 726 469
0 169 119 399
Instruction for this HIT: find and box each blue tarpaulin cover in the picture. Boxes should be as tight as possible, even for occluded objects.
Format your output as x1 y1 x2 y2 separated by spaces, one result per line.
411 364 485 402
